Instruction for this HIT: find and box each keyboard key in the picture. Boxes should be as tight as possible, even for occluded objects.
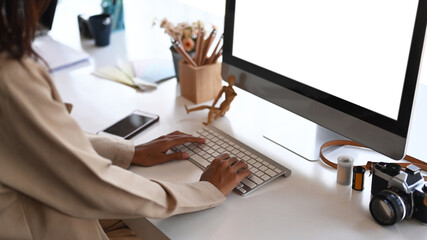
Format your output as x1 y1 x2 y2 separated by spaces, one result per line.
242 178 257 189
231 149 240 155
265 169 277 177
192 155 210 168
237 188 246 194
260 174 270 181
186 149 195 155
249 175 263 185
176 145 184 150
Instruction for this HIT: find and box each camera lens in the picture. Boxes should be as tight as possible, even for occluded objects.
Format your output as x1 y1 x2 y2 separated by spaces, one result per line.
369 190 410 225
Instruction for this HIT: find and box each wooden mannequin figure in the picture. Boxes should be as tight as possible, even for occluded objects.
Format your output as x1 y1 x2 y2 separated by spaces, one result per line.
185 75 237 125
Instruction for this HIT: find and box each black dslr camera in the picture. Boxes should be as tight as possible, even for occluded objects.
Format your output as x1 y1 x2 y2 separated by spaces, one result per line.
369 162 427 225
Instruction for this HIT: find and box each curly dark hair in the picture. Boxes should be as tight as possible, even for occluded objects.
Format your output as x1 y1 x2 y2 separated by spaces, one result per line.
0 0 51 60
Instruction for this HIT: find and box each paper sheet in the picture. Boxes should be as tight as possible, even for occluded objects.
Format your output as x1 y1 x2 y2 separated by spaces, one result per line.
132 59 175 83
92 59 175 90
33 35 89 72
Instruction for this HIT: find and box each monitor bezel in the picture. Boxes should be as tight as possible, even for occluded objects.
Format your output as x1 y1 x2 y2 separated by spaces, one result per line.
38 0 58 32
222 0 427 159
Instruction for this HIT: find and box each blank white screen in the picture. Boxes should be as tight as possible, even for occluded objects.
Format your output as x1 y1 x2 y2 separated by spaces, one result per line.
232 0 418 120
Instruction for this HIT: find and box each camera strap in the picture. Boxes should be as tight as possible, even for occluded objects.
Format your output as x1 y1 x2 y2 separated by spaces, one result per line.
320 140 427 181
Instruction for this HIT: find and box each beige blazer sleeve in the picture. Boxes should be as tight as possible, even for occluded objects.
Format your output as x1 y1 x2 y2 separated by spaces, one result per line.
0 57 225 221
85 133 135 169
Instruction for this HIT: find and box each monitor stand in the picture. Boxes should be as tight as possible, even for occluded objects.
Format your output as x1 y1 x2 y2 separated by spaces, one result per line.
263 105 347 161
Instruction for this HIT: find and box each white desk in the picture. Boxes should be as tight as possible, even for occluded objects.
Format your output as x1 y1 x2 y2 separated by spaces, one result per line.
53 68 427 240
49 1 427 239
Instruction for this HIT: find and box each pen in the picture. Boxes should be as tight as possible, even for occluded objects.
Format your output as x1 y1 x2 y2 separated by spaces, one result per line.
172 41 198 67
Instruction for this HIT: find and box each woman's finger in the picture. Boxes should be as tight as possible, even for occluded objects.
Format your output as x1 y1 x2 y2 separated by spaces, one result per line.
225 156 239 166
231 160 248 171
163 136 206 149
210 153 229 165
165 131 193 137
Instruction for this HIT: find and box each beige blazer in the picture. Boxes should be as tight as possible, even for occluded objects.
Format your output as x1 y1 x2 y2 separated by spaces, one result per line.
0 53 225 239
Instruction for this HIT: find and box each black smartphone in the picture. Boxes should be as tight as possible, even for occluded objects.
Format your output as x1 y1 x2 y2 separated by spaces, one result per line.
98 110 159 139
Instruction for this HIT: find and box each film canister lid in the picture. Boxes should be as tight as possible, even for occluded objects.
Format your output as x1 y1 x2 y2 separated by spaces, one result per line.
352 166 366 191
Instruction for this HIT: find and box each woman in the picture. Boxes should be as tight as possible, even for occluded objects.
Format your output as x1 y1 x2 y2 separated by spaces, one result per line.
0 0 251 239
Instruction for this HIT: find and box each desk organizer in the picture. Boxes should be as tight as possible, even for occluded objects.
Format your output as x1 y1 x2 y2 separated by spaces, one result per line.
179 61 222 104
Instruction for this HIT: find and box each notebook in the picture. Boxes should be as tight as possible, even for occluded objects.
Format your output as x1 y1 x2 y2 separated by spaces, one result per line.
33 36 89 72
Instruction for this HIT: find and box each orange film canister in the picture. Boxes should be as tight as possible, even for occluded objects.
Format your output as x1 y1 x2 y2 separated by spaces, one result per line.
424 184 427 207
352 166 365 191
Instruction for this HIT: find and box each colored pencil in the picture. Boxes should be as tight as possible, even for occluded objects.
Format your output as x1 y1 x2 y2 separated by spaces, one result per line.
172 41 197 67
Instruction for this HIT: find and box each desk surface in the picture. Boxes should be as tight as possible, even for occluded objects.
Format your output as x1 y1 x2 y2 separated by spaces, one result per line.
53 73 427 240
49 1 427 239
128 81 427 240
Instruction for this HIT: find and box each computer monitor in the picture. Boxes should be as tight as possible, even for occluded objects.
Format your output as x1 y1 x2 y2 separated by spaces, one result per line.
222 0 427 160
37 0 58 35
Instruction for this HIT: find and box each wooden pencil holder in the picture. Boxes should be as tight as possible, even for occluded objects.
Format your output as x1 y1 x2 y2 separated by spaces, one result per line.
179 61 222 104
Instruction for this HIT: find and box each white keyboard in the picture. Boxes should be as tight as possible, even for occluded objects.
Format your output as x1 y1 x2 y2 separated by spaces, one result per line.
173 126 291 196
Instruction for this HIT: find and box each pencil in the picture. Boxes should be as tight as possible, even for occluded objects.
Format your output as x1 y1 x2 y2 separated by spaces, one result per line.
200 29 216 65
212 47 223 63
172 41 198 67
193 29 203 66
206 34 223 64
196 30 205 65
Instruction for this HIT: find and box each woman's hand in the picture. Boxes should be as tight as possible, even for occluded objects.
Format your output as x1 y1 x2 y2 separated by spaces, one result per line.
200 154 252 196
132 131 205 167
